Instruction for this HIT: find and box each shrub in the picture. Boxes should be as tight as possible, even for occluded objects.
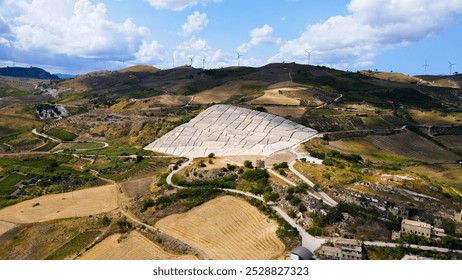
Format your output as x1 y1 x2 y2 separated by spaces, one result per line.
273 162 289 170
208 153 215 158
242 169 269 182
101 216 111 226
244 160 253 169
307 226 324 236
141 198 155 212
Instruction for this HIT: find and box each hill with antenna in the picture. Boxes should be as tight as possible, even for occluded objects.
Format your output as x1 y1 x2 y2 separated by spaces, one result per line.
0 66 59 80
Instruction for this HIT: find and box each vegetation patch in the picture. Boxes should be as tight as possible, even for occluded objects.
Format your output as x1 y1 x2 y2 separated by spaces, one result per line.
45 128 78 141
45 230 101 260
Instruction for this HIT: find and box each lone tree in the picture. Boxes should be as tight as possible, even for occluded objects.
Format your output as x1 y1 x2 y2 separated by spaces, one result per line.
208 153 215 158
244 160 253 169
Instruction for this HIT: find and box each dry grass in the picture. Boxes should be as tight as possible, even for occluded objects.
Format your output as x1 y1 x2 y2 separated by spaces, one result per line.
192 80 265 104
372 72 423 84
264 106 306 119
111 95 192 111
0 185 118 224
247 89 301 105
78 231 197 260
0 220 16 236
156 196 285 260
409 110 462 125
365 131 458 162
118 65 160 73
121 177 156 198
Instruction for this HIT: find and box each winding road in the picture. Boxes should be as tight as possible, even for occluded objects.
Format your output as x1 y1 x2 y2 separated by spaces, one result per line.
166 157 326 253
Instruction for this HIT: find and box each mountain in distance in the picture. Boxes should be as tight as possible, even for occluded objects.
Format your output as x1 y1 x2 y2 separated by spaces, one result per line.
53 73 76 79
0 66 60 80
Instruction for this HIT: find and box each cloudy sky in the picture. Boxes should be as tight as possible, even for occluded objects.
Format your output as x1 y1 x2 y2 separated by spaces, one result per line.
0 0 461 75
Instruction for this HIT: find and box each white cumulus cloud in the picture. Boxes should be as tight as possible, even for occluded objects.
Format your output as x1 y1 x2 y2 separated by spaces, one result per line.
174 37 224 68
146 0 220 11
5 0 150 61
181 11 208 36
134 40 164 64
274 0 462 68
237 24 282 54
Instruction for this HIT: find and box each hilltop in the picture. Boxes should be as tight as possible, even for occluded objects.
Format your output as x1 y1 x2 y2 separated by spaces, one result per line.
0 67 59 80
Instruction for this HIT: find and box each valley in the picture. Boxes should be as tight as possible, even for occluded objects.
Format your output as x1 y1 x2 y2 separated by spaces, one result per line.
0 63 461 260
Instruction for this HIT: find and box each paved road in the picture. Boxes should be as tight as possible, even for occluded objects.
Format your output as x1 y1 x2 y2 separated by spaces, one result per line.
32 128 109 152
288 159 338 207
364 241 462 254
167 157 326 253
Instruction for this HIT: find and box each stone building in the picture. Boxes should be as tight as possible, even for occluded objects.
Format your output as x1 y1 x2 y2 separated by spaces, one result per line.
255 160 265 169
455 210 462 223
318 238 364 260
392 219 445 240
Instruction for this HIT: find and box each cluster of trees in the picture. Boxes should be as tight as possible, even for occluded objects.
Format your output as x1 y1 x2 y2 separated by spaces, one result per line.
172 174 237 189
308 149 362 164
153 188 223 211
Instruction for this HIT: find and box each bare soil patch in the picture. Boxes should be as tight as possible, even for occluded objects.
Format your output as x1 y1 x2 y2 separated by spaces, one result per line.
0 185 118 223
78 231 197 260
156 195 285 260
264 106 306 119
121 177 156 198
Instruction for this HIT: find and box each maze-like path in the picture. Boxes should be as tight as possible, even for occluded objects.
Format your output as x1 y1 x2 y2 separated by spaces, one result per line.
145 105 317 157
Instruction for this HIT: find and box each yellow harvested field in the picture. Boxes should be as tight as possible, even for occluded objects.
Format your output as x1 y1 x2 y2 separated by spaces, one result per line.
192 80 266 104
156 196 285 260
78 231 197 260
0 185 118 224
247 89 301 105
0 220 16 236
264 106 306 119
112 95 192 111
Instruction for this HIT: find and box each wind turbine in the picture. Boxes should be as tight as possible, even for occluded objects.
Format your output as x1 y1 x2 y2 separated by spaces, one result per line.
305 50 312 65
237 52 243 67
423 60 429 74
202 57 206 69
189 56 194 67
172 55 175 68
449 61 455 75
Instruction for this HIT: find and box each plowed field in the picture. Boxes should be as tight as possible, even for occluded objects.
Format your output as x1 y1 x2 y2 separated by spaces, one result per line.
156 196 285 260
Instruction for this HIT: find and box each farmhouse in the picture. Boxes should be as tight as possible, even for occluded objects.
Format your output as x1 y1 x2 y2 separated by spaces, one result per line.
318 238 364 260
392 219 445 240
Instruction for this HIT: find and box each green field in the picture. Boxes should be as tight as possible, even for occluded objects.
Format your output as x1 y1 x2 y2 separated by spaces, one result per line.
7 137 43 151
45 230 101 260
361 117 390 127
0 173 26 196
45 128 78 141
33 141 60 152
63 142 106 150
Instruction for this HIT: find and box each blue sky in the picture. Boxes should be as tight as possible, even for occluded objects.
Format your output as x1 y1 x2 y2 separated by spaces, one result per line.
0 0 461 75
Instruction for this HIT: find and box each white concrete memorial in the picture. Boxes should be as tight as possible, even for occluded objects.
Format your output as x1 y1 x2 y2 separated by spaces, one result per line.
144 105 317 157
